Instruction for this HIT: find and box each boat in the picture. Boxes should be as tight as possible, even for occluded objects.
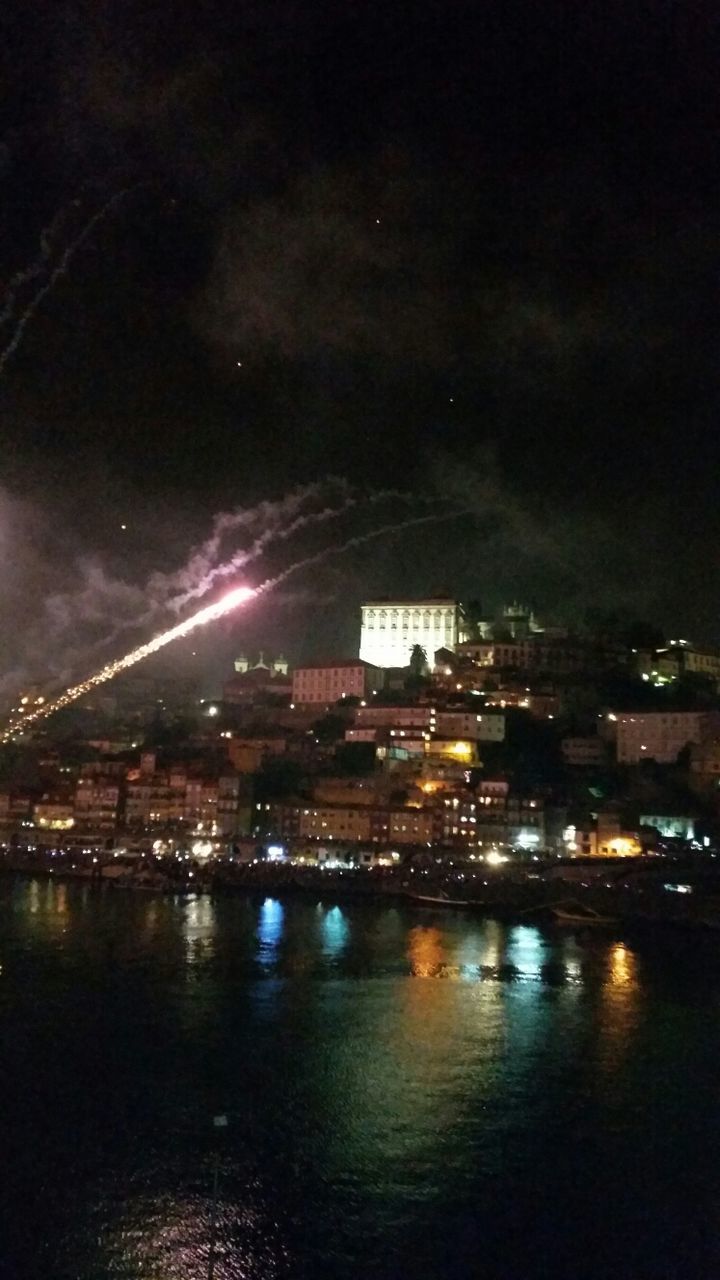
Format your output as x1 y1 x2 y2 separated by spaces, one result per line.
550 899 617 925
410 891 472 908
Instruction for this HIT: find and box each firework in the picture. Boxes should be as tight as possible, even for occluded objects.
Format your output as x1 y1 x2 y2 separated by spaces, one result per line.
1 506 467 742
0 585 255 742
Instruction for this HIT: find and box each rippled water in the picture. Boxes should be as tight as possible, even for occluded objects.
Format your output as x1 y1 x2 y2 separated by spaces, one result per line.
2 878 720 1279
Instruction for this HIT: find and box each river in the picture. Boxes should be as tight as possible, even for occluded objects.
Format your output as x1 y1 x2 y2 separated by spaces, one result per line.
2 877 720 1278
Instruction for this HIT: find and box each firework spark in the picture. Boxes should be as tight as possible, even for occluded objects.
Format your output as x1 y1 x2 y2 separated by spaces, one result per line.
0 585 255 742
0 505 468 741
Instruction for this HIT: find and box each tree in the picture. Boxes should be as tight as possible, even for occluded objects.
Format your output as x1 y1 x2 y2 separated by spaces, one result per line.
311 713 348 745
254 757 306 802
334 742 377 775
409 644 428 677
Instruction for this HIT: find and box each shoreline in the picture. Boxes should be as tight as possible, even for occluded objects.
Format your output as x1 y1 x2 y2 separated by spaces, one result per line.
3 858 720 933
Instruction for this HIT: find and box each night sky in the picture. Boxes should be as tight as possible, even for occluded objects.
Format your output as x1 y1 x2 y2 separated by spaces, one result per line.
0 1 718 687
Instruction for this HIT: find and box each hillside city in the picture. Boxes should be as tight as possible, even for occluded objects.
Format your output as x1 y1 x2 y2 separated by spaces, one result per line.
3 596 720 876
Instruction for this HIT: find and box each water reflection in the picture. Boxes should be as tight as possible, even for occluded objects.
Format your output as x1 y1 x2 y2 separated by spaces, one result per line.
6 881 717 1280
480 918 504 970
182 894 216 963
506 924 543 980
23 877 69 933
102 1183 290 1279
407 925 447 977
561 935 584 982
596 940 641 1068
28 878 40 915
257 898 284 962
609 941 635 987
319 905 349 959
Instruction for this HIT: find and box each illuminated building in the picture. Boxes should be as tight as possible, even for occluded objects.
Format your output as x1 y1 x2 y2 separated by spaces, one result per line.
184 779 219 828
356 704 429 730
33 794 75 831
639 639 720 689
457 636 628 675
561 811 642 857
615 711 720 764
354 704 505 742
233 651 288 676
344 726 379 743
292 659 381 706
74 775 122 835
300 806 373 842
259 801 435 847
639 814 695 841
427 738 477 765
223 655 292 704
680 644 720 684
124 763 243 836
359 598 460 669
501 602 544 638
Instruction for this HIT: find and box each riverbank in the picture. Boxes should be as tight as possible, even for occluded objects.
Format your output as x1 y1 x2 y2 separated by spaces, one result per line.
3 847 720 931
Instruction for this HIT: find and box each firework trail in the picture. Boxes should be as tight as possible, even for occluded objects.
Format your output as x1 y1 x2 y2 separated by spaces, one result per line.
0 196 85 328
0 506 468 741
0 585 256 742
45 483 451 664
0 186 141 376
155 480 352 612
254 506 470 598
162 483 443 612
45 482 356 663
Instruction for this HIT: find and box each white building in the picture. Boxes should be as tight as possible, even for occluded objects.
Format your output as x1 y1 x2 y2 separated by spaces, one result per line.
292 660 381 707
615 710 720 764
359 599 459 669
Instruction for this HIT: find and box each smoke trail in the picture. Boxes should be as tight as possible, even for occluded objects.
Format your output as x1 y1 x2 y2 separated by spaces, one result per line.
255 507 470 598
153 479 352 611
0 186 142 377
40 483 452 668
0 196 84 328
0 505 468 740
27 481 349 669
162 484 446 612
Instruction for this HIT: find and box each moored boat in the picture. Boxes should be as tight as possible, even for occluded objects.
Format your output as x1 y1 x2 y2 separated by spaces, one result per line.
550 899 617 925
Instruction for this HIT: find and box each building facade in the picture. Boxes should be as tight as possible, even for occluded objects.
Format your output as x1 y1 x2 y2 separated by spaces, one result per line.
292 660 381 706
354 704 505 742
457 636 627 675
74 776 122 835
615 711 720 764
561 736 607 767
359 599 459 669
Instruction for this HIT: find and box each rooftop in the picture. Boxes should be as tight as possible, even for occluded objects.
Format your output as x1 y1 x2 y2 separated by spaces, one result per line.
294 658 380 671
362 598 457 607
